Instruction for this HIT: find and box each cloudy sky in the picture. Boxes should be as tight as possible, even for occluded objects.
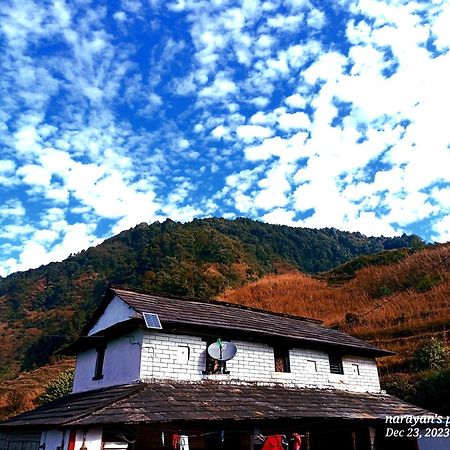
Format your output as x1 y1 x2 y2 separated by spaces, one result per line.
0 0 449 276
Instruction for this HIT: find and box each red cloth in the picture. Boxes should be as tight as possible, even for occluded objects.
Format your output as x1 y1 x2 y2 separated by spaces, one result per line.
293 433 302 450
172 433 179 449
262 435 283 450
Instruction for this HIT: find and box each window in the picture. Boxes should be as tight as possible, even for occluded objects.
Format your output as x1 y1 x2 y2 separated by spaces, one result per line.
93 345 106 380
274 347 290 373
328 354 344 374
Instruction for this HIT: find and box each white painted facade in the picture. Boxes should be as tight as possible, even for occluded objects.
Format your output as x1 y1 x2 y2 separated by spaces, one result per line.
139 331 380 392
74 294 380 393
73 331 143 393
88 297 137 336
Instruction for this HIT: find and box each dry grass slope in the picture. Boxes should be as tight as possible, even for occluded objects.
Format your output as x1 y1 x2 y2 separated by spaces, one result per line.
0 358 75 420
220 244 450 365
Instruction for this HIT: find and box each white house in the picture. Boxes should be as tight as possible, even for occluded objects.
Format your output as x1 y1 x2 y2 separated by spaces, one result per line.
0 287 445 450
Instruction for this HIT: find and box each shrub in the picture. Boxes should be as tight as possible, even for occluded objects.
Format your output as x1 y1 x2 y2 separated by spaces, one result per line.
344 312 360 328
412 338 448 371
415 274 441 293
381 372 418 403
37 369 75 404
416 368 450 415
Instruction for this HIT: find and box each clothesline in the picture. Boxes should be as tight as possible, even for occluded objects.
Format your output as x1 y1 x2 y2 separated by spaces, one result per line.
165 431 305 450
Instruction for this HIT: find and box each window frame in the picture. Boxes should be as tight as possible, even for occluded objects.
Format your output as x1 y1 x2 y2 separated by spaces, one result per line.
273 346 291 373
328 354 344 375
93 345 106 380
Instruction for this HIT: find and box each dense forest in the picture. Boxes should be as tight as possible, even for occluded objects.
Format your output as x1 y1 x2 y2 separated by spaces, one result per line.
0 217 420 378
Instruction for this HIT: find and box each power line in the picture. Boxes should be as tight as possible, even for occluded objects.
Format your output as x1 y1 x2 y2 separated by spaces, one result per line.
355 252 450 320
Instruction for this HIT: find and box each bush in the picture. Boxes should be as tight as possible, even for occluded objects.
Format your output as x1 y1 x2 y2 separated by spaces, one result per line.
415 274 441 293
381 372 418 403
416 368 450 415
382 368 450 416
37 369 75 404
412 338 448 371
344 312 360 327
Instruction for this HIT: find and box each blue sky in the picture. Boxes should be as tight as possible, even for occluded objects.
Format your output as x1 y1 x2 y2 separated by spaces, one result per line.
0 0 449 276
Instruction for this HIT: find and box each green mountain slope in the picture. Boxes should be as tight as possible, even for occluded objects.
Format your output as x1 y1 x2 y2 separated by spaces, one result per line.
0 218 420 377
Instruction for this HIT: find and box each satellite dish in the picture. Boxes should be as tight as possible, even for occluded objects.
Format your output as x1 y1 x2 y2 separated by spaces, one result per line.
207 340 237 361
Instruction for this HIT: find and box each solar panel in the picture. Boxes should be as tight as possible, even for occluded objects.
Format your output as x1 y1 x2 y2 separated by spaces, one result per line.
143 312 162 329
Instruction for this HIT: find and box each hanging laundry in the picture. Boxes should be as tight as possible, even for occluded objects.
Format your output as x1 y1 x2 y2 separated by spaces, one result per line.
292 433 302 450
172 434 179 450
262 435 284 450
179 435 189 450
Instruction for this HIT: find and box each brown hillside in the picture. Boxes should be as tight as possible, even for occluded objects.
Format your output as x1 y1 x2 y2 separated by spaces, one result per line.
0 358 74 420
220 244 450 362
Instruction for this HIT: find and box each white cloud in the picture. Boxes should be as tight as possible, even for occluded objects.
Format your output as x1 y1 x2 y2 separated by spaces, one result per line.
253 162 294 210
255 34 274 50
432 215 450 243
261 208 297 226
277 111 311 131
307 8 325 29
14 126 41 155
285 93 307 109
17 164 52 187
431 187 450 210
250 97 270 108
267 14 304 31
0 160 17 186
236 125 274 141
199 74 237 99
113 11 127 22
0 199 25 218
211 125 229 139
0 223 35 240
9 222 101 274
33 229 59 244
1 0 450 276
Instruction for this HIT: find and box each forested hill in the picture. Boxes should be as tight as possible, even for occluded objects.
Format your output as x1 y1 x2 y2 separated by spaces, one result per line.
0 218 420 377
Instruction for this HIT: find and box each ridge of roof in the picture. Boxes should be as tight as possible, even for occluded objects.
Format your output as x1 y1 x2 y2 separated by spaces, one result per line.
111 286 323 325
110 287 390 356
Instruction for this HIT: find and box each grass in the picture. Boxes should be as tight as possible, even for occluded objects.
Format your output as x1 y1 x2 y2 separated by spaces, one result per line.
0 358 75 420
220 243 450 358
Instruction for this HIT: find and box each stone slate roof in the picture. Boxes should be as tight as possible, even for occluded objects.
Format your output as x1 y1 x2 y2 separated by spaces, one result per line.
0 384 142 428
109 288 390 356
0 382 429 429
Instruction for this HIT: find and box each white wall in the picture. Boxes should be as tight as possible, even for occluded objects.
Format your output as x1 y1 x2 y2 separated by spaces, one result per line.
140 333 205 381
140 331 381 392
88 296 137 336
74 429 103 450
72 330 143 393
